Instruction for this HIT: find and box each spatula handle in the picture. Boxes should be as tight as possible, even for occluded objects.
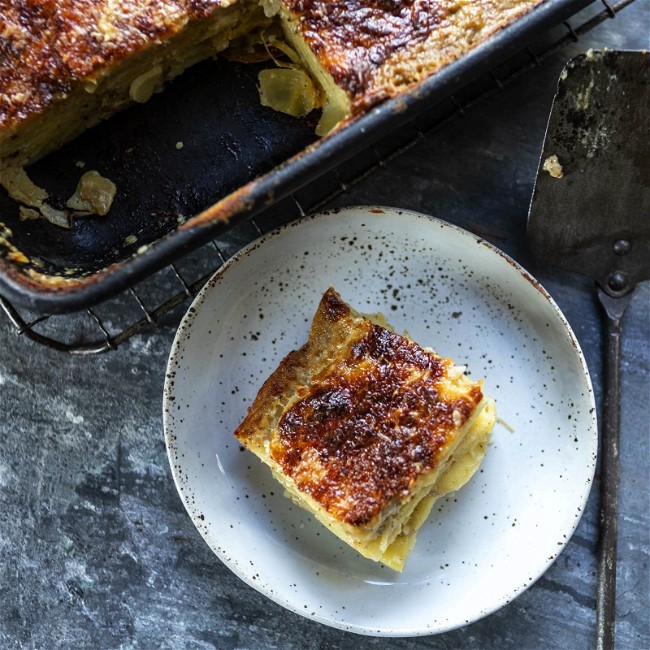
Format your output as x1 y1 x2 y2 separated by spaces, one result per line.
595 288 632 650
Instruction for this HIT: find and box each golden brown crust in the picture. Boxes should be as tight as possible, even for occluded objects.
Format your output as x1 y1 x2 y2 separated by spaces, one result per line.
235 287 484 529
0 0 230 131
0 0 547 161
281 0 547 114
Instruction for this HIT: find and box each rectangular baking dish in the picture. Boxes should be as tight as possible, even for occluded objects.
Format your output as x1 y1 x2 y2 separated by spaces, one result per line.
0 0 593 313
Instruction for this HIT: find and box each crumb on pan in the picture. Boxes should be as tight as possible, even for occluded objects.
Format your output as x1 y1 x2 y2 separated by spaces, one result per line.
543 154 564 179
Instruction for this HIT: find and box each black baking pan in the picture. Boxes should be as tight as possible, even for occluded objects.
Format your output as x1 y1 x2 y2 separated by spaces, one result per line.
0 0 593 313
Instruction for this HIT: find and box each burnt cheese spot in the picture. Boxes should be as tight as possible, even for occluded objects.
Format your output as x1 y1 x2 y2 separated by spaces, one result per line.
286 0 446 100
320 287 352 322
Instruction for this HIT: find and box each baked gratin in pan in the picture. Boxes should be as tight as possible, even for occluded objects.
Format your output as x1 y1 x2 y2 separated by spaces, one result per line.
0 0 591 312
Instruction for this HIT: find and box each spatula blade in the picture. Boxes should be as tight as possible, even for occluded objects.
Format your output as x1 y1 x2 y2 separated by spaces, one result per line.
527 50 649 295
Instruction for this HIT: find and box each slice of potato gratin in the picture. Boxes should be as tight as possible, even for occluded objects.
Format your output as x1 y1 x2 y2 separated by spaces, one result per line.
234 288 496 571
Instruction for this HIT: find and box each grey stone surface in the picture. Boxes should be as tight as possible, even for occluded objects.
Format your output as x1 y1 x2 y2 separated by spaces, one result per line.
1 1 649 648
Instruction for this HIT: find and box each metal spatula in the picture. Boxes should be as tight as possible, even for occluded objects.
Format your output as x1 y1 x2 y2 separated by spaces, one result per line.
527 50 649 650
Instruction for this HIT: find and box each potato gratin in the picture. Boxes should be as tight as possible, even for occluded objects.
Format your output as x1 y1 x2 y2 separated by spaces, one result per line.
1 0 545 169
235 288 496 570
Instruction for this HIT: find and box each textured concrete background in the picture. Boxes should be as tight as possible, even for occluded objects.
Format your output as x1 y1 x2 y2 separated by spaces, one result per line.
1 1 649 648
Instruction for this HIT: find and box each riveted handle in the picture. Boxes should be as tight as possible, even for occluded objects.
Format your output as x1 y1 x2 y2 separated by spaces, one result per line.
595 287 633 650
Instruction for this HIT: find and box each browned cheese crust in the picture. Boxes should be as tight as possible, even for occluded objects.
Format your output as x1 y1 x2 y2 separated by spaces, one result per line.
0 0 227 131
234 287 484 530
281 0 547 114
0 0 547 168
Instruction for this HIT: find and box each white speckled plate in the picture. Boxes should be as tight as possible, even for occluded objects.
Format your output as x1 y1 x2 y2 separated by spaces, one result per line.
163 206 597 636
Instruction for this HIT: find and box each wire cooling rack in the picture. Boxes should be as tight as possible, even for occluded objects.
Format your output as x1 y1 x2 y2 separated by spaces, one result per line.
0 0 636 354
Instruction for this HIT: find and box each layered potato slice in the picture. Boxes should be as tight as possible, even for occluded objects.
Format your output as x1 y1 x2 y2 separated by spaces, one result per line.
235 288 496 570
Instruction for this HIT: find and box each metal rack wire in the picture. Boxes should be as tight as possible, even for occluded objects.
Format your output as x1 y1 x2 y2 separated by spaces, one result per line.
0 0 636 354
